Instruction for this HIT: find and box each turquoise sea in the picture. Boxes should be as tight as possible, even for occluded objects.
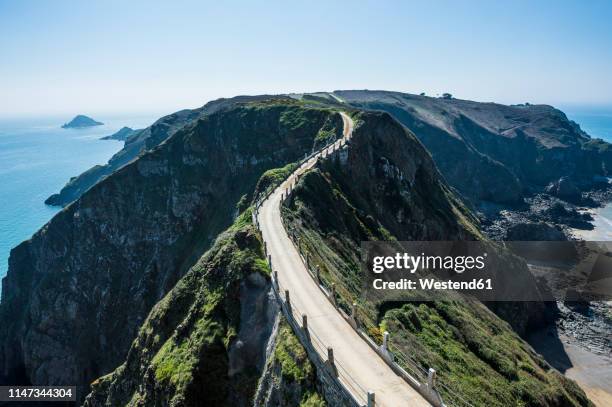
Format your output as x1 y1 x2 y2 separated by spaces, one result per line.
0 114 157 280
564 107 612 142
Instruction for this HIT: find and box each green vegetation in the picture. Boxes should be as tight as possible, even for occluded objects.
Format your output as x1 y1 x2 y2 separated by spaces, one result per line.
254 162 299 201
266 320 326 407
384 302 590 406
86 208 274 406
300 392 326 407
314 114 343 144
274 321 314 383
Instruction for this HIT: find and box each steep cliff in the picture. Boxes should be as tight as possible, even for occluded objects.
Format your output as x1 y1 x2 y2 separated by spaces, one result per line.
0 99 343 401
254 320 326 407
280 111 591 406
334 90 612 205
83 209 324 406
83 210 281 406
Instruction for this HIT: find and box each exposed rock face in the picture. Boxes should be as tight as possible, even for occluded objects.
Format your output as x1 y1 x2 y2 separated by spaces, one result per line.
505 222 567 241
82 210 327 407
0 100 342 401
62 115 103 128
301 110 481 241
84 214 281 406
334 90 612 205
47 95 284 206
545 176 582 201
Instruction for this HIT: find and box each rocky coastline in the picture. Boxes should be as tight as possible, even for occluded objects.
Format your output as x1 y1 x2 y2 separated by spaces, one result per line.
480 185 612 242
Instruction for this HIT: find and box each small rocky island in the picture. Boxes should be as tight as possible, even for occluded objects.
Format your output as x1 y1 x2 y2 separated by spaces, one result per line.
100 126 139 141
62 115 103 128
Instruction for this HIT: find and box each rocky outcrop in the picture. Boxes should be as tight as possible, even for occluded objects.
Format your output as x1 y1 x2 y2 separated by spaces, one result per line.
100 126 140 141
545 176 581 202
0 100 343 402
505 222 567 241
334 90 612 206
62 115 103 128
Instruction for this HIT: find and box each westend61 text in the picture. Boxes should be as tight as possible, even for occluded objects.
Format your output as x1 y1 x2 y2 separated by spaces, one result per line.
373 278 493 291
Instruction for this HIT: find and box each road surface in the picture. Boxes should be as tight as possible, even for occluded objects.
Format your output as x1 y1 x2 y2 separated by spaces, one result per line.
257 112 431 406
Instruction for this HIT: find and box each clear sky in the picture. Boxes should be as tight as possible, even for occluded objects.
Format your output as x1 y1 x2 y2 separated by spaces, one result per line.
1 0 611 117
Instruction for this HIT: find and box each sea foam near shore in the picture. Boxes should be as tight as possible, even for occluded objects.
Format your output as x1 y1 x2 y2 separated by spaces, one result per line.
573 204 612 241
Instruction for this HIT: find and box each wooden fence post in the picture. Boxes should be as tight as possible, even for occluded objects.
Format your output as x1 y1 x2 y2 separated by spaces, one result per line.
367 391 375 407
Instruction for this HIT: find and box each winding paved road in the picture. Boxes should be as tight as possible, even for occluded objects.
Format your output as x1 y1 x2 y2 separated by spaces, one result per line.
257 112 430 406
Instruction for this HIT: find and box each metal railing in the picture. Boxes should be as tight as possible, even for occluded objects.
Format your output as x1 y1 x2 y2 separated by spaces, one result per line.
271 271 368 406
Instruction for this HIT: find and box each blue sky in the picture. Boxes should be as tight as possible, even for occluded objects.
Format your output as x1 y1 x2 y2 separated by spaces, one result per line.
0 0 611 117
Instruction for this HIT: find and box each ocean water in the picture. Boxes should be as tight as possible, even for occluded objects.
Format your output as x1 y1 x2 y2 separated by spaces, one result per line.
564 107 612 142
0 115 157 279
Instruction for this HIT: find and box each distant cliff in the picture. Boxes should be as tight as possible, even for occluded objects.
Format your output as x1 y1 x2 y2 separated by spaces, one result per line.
62 115 103 128
51 92 612 211
333 90 612 205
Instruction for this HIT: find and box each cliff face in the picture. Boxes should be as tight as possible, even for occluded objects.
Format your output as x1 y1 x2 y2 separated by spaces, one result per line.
83 211 279 406
0 99 343 401
100 126 140 141
84 209 322 406
287 110 481 242
334 90 612 205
